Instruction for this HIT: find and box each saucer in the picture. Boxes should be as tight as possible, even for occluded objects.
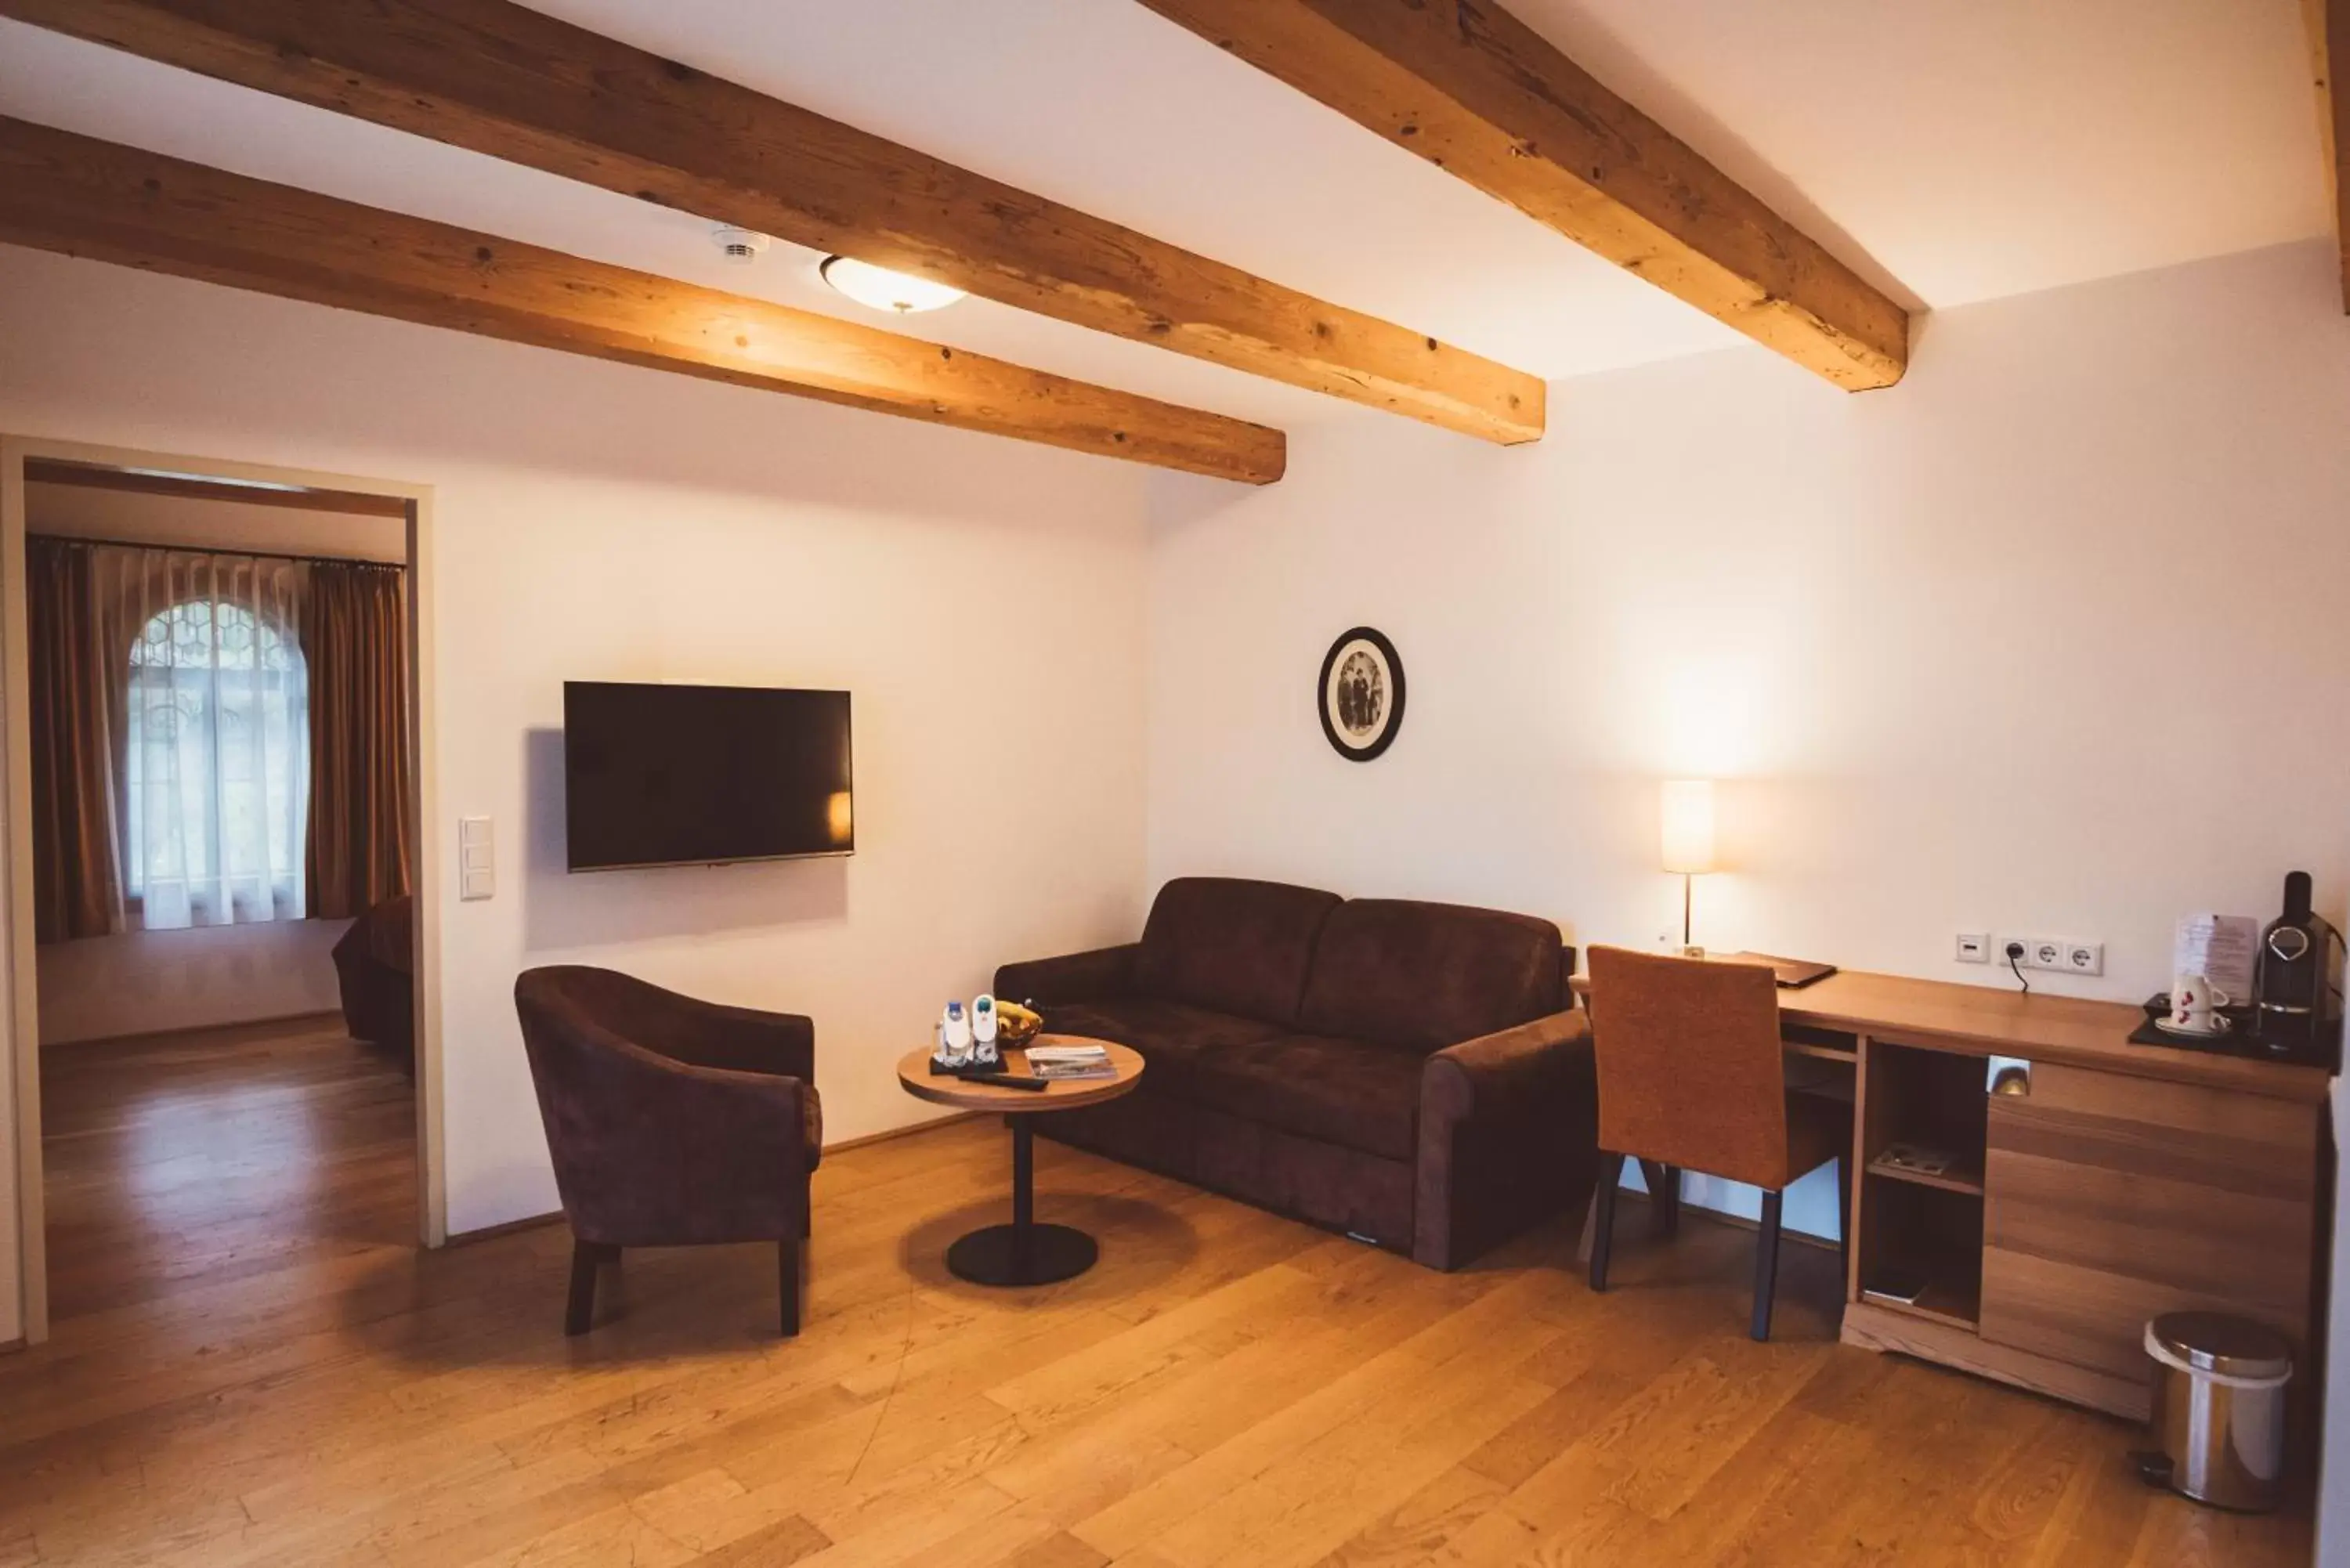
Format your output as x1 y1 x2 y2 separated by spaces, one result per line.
2153 1013 2232 1039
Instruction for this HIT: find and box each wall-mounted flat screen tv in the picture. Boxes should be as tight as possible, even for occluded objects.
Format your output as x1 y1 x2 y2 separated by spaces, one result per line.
563 681 854 871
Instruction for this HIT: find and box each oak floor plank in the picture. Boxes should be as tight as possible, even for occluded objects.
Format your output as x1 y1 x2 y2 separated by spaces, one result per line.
1 1018 2315 1567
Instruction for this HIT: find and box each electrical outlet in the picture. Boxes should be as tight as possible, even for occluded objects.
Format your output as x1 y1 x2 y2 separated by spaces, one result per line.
1999 934 2105 974
1955 932 1990 963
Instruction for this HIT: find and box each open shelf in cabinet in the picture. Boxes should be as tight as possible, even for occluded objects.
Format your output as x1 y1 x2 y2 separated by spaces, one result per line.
1856 1176 1984 1331
1853 1039 1989 1331
1867 1151 1984 1197
1860 1038 1988 1204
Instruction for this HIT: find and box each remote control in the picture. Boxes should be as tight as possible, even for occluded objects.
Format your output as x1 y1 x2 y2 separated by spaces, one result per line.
961 1071 1050 1091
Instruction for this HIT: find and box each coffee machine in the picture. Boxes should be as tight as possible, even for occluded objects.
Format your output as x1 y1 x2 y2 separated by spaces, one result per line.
2251 871 2343 1067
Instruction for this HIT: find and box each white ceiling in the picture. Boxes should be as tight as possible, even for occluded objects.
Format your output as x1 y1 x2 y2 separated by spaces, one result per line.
0 1 2326 435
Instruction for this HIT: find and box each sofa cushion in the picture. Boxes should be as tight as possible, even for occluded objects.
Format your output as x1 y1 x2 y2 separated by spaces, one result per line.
1180 1033 1424 1162
1133 877 1342 1027
1041 997 1286 1101
1297 898 1564 1054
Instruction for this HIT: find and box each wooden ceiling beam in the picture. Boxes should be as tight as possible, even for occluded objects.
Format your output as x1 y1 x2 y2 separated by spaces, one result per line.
0 0 1544 445
0 117 1287 485
2307 0 2350 312
1134 0 1911 391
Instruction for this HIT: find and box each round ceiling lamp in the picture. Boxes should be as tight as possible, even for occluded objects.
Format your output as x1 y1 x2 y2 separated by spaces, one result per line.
819 255 966 315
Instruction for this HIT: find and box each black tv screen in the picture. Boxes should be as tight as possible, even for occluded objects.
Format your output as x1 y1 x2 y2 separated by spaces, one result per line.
563 681 854 871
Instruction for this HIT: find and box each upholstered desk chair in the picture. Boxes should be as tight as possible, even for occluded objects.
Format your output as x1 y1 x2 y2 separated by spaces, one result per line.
1583 945 1852 1341
514 967 820 1337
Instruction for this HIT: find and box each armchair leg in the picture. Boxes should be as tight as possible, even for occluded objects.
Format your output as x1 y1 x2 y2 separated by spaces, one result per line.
1589 1151 1625 1292
779 1237 802 1338
566 1240 611 1337
1752 1190 1784 1342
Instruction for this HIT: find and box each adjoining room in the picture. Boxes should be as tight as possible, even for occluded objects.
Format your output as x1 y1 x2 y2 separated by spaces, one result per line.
21 457 421 1329
0 2 2344 1566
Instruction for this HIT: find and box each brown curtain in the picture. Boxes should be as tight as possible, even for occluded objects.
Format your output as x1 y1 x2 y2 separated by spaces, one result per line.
304 560 413 918
27 537 123 941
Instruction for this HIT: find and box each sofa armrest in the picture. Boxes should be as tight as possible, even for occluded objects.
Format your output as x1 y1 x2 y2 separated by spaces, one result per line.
993 943 1141 1006
1413 1007 1599 1270
1422 1007 1592 1125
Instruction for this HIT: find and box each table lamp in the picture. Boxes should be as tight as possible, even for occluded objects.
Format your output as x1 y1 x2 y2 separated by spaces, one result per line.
1659 779 1716 952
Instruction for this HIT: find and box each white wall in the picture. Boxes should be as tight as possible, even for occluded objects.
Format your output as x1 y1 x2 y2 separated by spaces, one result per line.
35 922 350 1046
27 480 407 561
1148 240 2350 1237
0 243 1152 1237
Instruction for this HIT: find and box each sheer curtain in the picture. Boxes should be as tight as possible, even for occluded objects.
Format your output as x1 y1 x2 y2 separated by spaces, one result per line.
92 547 310 930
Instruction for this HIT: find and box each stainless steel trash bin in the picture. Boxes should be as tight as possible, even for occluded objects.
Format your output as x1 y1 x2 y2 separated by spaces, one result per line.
2135 1311 2294 1512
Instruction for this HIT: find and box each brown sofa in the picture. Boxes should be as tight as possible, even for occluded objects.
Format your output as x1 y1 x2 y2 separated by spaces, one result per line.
995 877 1598 1270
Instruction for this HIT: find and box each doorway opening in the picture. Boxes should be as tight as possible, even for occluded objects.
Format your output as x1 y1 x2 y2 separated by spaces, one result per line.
0 439 442 1346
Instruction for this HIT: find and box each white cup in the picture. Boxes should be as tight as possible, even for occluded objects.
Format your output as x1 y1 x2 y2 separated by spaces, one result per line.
2169 972 2230 1033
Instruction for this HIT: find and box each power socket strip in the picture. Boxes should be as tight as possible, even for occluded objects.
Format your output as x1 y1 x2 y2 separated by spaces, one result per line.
1999 935 2104 977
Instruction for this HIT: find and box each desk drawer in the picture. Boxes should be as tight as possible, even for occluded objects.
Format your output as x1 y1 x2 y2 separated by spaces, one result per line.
1979 1064 2317 1380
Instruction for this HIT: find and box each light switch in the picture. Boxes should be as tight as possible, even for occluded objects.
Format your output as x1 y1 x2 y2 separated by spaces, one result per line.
459 815 494 901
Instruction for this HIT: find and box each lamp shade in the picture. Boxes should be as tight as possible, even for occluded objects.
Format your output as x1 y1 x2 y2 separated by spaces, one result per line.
1659 779 1716 874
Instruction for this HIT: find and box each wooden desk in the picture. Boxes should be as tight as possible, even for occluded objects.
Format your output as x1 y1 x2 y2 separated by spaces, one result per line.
1574 964 2328 1419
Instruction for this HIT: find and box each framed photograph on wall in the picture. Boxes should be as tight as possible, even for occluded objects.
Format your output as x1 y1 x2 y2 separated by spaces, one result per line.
1318 627 1405 762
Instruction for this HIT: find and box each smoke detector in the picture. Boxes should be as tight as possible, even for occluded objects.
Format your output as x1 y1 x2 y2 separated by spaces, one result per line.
711 226 771 265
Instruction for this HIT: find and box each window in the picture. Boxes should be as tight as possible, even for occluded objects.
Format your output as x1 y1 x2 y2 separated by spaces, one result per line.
125 598 309 928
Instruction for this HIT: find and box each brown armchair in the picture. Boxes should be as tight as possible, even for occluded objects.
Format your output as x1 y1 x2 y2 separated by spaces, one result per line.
513 967 821 1337
333 894 414 1071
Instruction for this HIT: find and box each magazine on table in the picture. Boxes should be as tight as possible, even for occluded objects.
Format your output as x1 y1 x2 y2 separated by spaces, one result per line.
1025 1043 1115 1079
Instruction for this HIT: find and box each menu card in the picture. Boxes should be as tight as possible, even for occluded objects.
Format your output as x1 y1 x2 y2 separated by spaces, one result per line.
2173 913 2259 1002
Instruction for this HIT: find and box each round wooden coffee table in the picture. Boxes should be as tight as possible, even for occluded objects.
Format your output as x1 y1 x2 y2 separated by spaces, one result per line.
895 1035 1144 1287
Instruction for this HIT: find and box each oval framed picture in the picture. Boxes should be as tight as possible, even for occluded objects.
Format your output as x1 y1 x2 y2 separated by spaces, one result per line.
1318 627 1405 762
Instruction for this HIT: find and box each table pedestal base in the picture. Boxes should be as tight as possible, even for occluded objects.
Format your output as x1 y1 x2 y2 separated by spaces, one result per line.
945 1222 1097 1286
946 1116 1099 1287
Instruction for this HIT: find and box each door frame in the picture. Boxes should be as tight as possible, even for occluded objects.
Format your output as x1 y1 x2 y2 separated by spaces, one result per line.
0 435 446 1346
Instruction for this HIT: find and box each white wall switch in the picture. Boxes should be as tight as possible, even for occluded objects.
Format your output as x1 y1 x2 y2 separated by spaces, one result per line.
1955 932 1991 963
459 815 494 901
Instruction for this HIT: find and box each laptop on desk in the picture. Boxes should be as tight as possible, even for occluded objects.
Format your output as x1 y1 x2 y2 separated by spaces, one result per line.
1717 952 1838 988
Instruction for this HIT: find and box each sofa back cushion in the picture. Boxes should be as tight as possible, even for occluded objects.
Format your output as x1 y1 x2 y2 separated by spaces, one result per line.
1298 898 1564 1053
1135 877 1341 1026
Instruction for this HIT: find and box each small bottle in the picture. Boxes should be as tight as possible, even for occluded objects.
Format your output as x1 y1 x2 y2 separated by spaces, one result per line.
971 995 1000 1068
942 1000 972 1066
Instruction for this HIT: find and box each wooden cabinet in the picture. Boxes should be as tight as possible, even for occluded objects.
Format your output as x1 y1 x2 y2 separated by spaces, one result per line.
1773 972 2326 1422
1979 1063 2319 1385
1570 965 2330 1420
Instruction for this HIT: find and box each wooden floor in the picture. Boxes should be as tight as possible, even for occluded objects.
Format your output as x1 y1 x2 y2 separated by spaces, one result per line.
0 1019 2312 1566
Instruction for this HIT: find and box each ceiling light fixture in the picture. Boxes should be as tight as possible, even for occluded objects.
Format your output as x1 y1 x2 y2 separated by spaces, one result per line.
819 255 965 315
